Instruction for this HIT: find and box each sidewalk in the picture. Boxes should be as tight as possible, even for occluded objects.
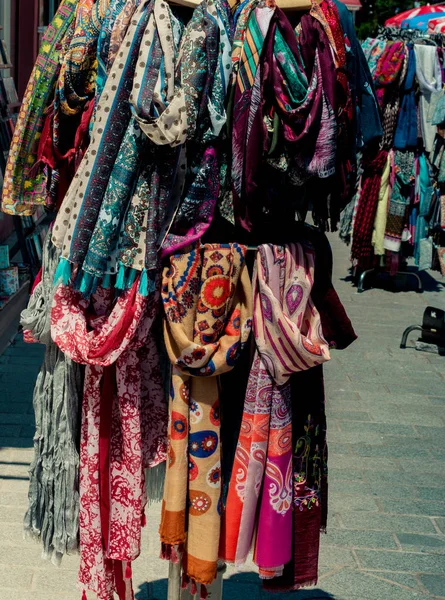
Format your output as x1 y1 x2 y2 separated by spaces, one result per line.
0 233 444 600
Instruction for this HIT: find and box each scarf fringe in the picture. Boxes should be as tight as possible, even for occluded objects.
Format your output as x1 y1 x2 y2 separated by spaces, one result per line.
145 462 166 505
53 257 72 285
115 264 127 290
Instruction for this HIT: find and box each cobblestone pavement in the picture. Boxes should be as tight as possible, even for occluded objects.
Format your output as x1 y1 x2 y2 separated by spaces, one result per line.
0 233 444 600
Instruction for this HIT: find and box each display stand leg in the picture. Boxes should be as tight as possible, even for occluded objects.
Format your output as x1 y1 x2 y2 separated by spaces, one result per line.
179 561 226 600
168 561 182 600
357 268 375 293
400 325 423 349
397 271 423 293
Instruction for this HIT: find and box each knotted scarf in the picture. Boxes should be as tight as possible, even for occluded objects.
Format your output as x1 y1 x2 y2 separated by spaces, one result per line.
221 243 330 580
51 279 167 599
1 0 78 216
52 0 154 267
21 232 84 565
160 243 253 587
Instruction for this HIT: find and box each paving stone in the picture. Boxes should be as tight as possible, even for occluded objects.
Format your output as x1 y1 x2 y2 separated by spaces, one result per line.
336 512 438 534
338 421 416 437
418 574 445 597
351 444 430 459
379 499 445 518
0 565 33 590
324 529 398 550
325 467 366 482
365 470 445 488
434 519 445 534
355 549 445 573
398 458 444 476
396 533 445 555
329 494 379 513
364 570 422 591
0 413 35 425
0 437 33 448
417 487 445 502
328 454 400 472
326 410 372 422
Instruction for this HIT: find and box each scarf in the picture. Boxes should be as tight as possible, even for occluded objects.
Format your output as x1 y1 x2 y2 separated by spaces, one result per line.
231 4 309 231
51 279 167 599
394 44 417 150
351 148 389 262
415 44 442 154
384 150 415 253
20 232 84 565
221 243 330 580
160 243 253 588
52 0 154 268
373 41 406 109
372 151 392 256
1 0 78 216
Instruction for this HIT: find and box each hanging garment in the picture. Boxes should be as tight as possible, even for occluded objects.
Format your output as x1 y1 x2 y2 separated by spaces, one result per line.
414 153 434 267
373 41 406 109
394 44 418 150
221 243 330 580
384 150 415 253
372 151 392 256
415 44 442 154
351 148 389 261
51 279 167 599
20 232 84 565
1 0 78 216
160 243 253 588
52 0 154 267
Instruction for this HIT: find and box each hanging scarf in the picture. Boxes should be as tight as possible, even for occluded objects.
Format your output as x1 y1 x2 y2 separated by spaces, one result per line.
78 1 185 290
221 243 330 579
394 44 417 150
51 279 167 600
52 0 154 268
373 41 406 109
415 44 442 154
372 151 392 256
160 243 253 588
20 232 84 565
384 150 415 253
351 148 389 261
1 0 78 216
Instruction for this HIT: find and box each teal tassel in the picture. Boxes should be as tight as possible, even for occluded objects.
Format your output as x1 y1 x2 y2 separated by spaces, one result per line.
53 257 72 285
127 268 137 289
139 269 148 296
79 272 94 296
115 264 126 290
102 273 111 289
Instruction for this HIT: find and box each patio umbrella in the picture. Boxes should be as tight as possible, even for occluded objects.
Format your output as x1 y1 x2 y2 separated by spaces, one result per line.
433 19 445 31
401 12 445 30
428 15 445 30
385 5 445 28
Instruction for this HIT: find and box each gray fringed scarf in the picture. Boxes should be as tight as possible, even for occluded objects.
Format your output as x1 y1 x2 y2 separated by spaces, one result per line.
20 232 84 565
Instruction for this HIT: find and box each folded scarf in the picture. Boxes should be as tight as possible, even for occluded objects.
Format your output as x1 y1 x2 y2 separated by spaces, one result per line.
221 243 330 580
1 0 78 216
20 232 84 565
51 279 167 599
160 243 253 588
394 44 417 150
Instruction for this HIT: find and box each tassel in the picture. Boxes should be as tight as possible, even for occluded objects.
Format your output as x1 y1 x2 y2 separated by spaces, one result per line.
79 272 94 296
181 573 190 590
200 584 208 600
125 562 132 580
81 591 87 600
115 264 126 290
53 257 72 285
102 273 111 289
190 580 198 596
127 268 137 289
160 543 172 560
139 269 149 296
170 545 179 564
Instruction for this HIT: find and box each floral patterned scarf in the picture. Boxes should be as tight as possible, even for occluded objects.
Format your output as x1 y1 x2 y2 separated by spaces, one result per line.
1 0 78 216
221 243 330 579
51 279 167 600
160 243 253 588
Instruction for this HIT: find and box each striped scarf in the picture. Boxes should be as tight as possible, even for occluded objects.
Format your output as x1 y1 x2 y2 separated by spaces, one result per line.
160 243 253 588
1 0 78 216
221 243 330 580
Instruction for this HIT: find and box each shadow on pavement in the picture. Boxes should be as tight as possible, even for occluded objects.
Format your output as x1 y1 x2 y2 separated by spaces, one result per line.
136 574 336 599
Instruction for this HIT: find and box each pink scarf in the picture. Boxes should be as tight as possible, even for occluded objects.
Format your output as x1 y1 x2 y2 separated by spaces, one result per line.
221 244 330 578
